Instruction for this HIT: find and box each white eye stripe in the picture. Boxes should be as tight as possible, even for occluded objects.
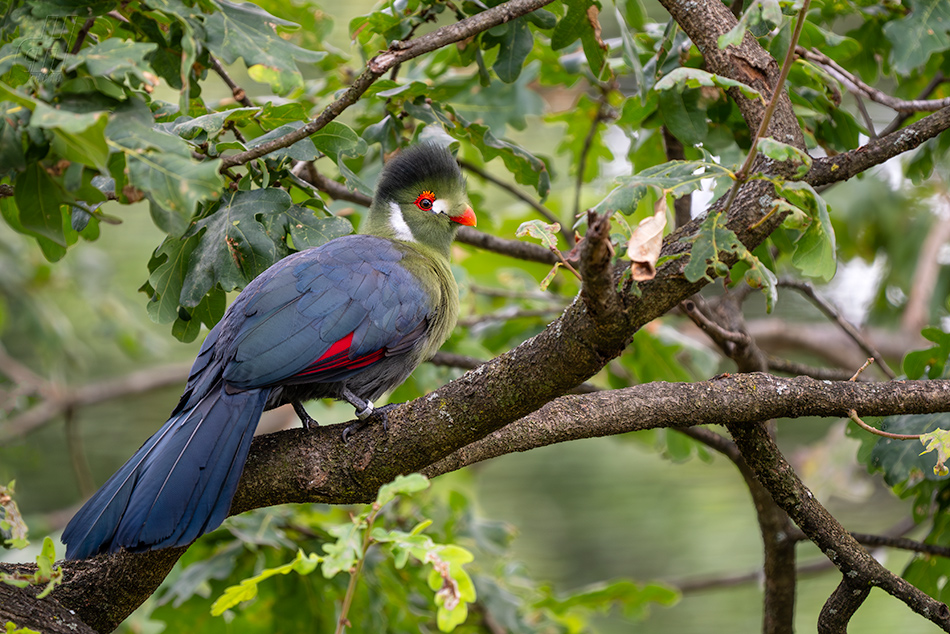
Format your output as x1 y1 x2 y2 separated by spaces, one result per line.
389 201 416 241
432 199 448 214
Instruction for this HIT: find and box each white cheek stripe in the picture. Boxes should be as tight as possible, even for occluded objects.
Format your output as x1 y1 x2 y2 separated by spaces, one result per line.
389 201 416 241
432 199 448 214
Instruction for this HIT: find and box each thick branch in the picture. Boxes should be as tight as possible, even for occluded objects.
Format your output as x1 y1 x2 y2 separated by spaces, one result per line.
422 374 950 474
729 422 950 631
806 106 950 188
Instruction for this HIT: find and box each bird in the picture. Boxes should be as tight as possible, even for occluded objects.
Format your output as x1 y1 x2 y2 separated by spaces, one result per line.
62 143 476 560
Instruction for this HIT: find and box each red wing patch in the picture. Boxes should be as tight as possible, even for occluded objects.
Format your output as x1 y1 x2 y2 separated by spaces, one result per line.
295 332 386 378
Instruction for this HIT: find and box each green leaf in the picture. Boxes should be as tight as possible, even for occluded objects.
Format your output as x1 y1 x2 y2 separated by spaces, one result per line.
247 122 319 163
107 113 223 236
13 163 65 245
310 121 367 162
180 188 294 305
63 39 158 83
593 161 735 216
655 67 764 103
202 0 326 86
377 474 430 507
211 550 321 616
920 430 950 477
684 210 777 310
775 181 836 281
257 101 310 130
903 327 950 380
515 220 560 250
144 235 200 324
883 0 950 74
718 0 783 49
551 0 606 74
171 108 258 144
483 18 533 83
537 579 678 621
756 138 813 179
447 109 550 198
658 88 707 146
274 203 353 251
32 104 110 172
869 413 950 486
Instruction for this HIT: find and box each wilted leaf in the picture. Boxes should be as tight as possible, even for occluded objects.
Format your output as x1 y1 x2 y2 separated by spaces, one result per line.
628 197 667 281
920 429 950 477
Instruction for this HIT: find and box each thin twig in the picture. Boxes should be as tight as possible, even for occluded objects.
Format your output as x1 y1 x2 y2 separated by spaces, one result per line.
766 356 864 382
70 17 96 55
881 72 948 136
210 55 254 107
574 97 611 221
799 48 950 115
720 0 811 215
681 300 751 344
459 159 572 246
849 358 874 382
779 279 896 379
847 409 920 440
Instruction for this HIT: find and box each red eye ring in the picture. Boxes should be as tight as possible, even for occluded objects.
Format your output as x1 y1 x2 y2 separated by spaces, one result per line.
414 191 436 211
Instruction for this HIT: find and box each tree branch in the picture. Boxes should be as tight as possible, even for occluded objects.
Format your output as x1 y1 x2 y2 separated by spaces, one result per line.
806 106 950 188
218 0 556 170
798 47 950 114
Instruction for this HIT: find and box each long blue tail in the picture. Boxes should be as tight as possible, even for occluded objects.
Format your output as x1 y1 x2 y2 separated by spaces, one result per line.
62 382 268 559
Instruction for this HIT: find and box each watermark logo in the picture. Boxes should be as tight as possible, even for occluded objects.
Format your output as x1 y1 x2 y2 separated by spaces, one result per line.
13 16 79 83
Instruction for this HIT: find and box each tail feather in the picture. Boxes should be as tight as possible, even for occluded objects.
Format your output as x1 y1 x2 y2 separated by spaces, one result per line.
63 383 268 560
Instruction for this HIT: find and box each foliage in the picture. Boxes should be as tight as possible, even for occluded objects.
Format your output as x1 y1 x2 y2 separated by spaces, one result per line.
1 0 950 631
144 475 676 633
0 486 61 599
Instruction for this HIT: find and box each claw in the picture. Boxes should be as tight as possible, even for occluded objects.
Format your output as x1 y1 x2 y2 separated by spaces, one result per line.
292 401 318 430
340 400 397 443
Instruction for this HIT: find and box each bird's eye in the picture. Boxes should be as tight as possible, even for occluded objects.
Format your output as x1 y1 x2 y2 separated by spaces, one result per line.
414 191 436 211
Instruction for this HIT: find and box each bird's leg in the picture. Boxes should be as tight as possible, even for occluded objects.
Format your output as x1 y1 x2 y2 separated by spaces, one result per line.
342 387 376 420
341 387 396 442
292 400 318 431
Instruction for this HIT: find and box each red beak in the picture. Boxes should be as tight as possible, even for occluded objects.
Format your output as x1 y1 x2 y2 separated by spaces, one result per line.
450 206 477 227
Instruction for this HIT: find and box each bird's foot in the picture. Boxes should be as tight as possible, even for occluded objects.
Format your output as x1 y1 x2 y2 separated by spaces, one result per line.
341 388 398 442
292 401 319 431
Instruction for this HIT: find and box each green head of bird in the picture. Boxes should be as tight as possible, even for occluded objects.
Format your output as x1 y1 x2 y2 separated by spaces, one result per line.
366 144 476 256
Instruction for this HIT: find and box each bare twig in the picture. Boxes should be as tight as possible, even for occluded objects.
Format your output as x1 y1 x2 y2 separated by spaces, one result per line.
766 356 863 382
849 358 874 382
719 0 811 215
799 48 950 114
779 279 895 378
70 17 96 55
210 55 254 107
0 363 192 444
847 408 920 440
807 106 950 187
881 72 948 137
681 300 751 345
459 159 573 246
